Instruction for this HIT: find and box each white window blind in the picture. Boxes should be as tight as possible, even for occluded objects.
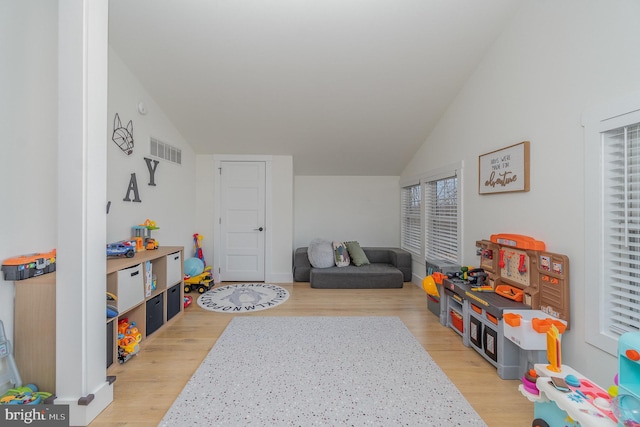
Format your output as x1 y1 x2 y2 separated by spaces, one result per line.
604 122 640 336
401 184 421 255
424 175 458 263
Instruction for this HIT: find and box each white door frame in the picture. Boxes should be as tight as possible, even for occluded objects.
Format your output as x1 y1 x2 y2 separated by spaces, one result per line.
213 155 273 282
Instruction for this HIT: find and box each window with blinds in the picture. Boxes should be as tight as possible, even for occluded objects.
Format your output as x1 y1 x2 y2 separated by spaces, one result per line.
424 175 458 263
584 91 640 356
603 123 640 337
401 184 421 255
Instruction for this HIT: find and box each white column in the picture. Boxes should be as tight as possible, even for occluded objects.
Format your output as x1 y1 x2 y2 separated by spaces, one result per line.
56 0 111 425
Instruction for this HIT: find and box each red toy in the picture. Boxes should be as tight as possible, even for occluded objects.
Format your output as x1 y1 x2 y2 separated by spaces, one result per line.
193 233 205 264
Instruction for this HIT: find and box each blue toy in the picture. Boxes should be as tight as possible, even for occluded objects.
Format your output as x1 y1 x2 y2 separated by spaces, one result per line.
184 257 204 277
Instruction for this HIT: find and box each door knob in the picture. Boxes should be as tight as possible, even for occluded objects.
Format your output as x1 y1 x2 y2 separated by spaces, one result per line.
255 227 264 231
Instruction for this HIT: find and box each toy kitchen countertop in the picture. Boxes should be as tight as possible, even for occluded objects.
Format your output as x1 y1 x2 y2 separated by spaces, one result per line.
443 276 530 318
520 364 618 427
442 275 540 379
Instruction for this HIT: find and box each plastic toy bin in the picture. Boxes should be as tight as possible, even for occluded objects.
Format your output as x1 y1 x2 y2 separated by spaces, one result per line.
166 283 181 321
503 309 567 350
166 251 182 286
450 310 464 334
116 263 144 313
427 293 440 318
146 293 164 336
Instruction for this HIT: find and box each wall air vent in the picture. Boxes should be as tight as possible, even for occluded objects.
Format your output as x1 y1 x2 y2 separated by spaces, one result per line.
150 137 182 165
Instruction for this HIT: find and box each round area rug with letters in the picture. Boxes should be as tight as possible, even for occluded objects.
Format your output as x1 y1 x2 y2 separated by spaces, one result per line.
197 283 290 313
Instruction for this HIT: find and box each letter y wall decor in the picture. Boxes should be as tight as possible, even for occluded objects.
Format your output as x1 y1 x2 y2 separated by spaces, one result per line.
478 141 530 195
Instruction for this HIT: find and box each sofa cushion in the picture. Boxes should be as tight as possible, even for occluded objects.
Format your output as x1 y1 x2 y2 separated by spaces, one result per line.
332 241 350 267
307 239 335 268
346 241 370 266
293 247 312 281
310 264 403 289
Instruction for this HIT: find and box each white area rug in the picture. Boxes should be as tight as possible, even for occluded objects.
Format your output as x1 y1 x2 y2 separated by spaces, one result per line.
197 283 289 313
159 316 487 426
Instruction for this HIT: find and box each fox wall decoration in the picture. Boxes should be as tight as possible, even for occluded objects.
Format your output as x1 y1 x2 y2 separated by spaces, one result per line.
112 113 134 155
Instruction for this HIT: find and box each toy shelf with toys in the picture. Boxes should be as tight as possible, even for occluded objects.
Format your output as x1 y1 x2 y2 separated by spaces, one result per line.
106 246 184 370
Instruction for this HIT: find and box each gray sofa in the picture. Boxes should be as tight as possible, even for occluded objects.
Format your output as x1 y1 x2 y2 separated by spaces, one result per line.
293 247 412 289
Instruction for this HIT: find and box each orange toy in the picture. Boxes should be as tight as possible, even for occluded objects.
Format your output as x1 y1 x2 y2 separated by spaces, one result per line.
490 234 546 251
1 249 57 281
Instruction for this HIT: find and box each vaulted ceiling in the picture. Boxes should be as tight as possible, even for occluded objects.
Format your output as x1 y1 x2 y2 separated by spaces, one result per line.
108 0 522 175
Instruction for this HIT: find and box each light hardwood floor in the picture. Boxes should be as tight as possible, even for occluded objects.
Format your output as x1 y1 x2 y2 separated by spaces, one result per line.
91 283 534 426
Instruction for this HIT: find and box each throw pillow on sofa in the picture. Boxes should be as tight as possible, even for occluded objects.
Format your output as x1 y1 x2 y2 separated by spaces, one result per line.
345 241 370 266
308 238 335 268
332 241 350 267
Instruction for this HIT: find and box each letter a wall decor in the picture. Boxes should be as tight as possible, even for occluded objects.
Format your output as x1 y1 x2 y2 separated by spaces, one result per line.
123 173 141 202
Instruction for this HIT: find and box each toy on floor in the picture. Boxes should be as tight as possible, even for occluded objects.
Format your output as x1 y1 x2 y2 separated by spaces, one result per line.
0 321 21 396
184 296 193 308
184 254 214 294
184 268 214 294
0 384 52 405
0 322 53 405
184 257 204 277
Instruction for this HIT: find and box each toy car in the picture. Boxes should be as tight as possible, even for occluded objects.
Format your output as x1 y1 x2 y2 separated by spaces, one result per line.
146 238 159 250
106 242 135 258
184 269 214 294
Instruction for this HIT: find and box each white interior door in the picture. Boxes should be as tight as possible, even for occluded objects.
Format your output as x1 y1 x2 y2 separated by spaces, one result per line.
219 161 266 281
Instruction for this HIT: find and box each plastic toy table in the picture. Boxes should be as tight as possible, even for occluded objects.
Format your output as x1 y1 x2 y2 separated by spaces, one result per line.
519 364 618 427
442 277 536 379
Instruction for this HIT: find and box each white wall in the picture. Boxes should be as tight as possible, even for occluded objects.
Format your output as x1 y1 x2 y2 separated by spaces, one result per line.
294 176 400 249
107 49 196 252
402 0 640 387
0 1 58 344
269 156 294 281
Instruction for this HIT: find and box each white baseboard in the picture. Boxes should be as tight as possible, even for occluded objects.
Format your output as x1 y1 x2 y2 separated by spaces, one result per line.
266 272 294 283
411 273 423 288
55 380 113 426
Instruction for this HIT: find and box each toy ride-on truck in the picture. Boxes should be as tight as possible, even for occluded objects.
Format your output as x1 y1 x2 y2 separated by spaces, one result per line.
184 267 214 294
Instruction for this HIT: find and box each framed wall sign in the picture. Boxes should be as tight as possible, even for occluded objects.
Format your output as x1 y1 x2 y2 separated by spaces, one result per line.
478 141 530 195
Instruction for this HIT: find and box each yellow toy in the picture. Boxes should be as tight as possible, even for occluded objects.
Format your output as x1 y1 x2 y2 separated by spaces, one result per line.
546 324 562 373
132 219 160 251
117 318 142 364
422 275 439 298
184 267 214 294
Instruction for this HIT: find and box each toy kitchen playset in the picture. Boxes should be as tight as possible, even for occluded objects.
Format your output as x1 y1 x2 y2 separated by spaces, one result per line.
429 233 570 380
519 332 640 427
